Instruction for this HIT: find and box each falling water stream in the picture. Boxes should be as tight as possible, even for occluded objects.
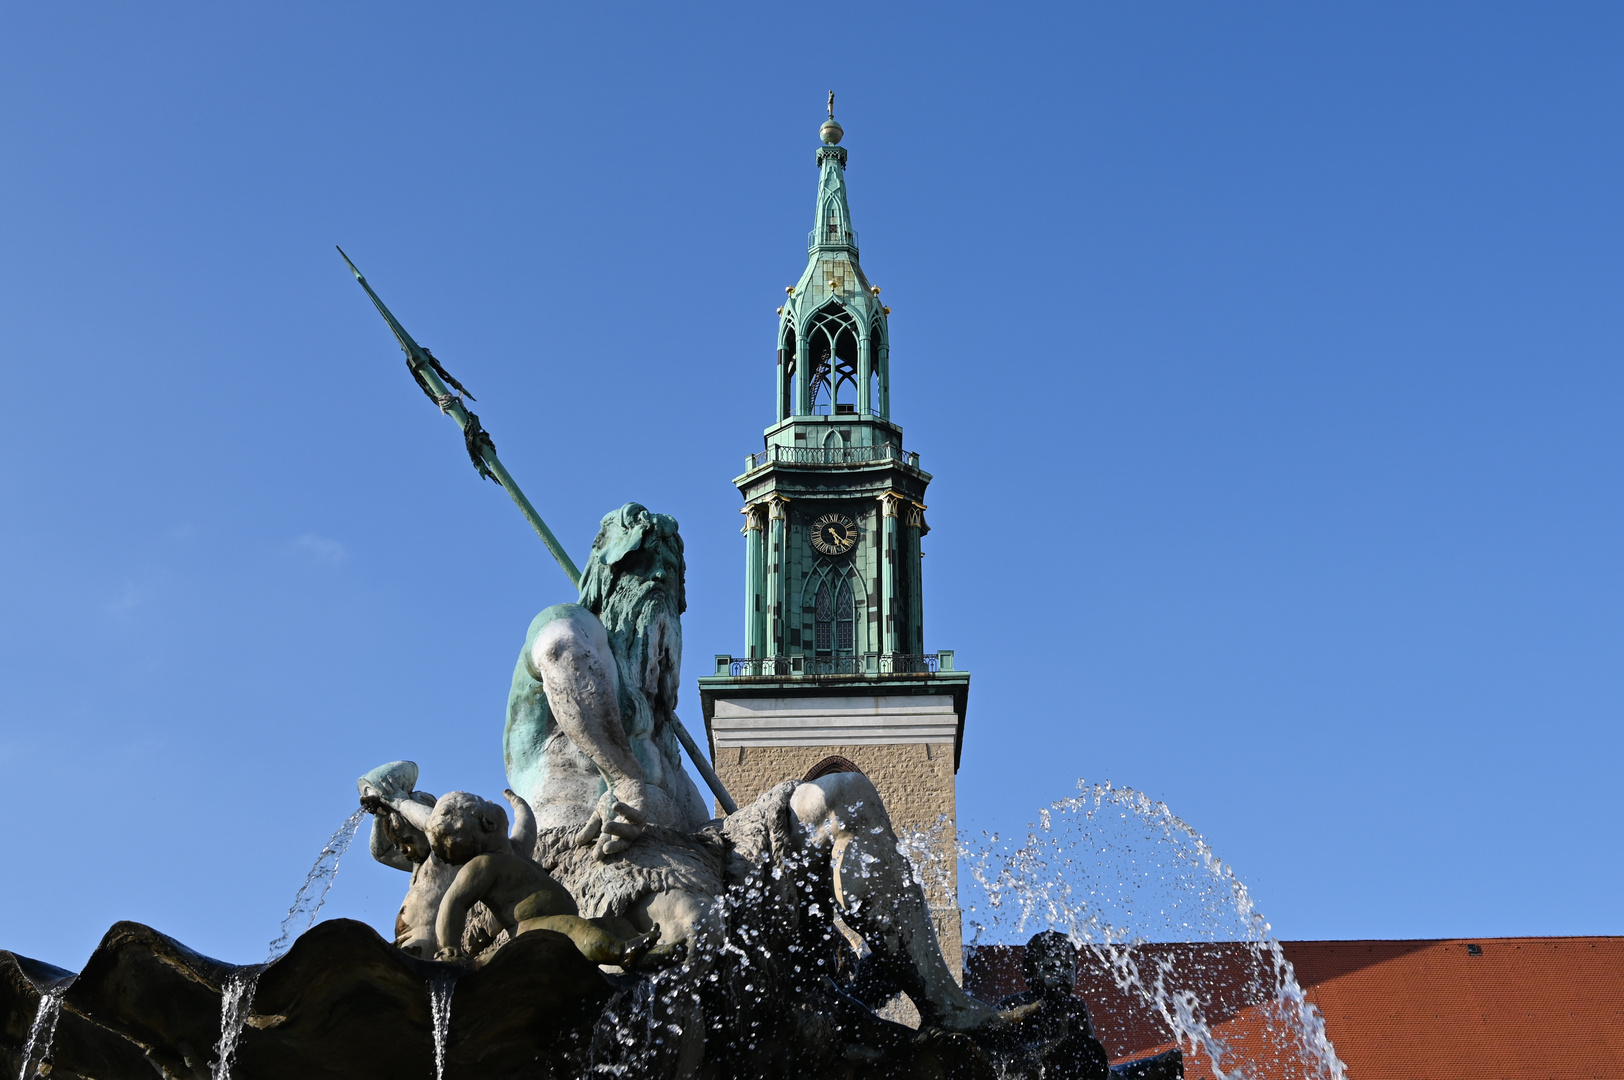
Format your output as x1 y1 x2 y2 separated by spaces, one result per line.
15 982 69 1080
430 971 457 1080
211 806 366 1080
932 780 1348 1080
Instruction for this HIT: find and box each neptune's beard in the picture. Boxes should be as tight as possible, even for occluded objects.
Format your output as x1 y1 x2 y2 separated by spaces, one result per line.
598 570 683 757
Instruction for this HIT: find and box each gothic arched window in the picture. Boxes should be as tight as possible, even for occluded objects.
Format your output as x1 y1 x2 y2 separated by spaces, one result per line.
806 303 858 415
814 576 854 655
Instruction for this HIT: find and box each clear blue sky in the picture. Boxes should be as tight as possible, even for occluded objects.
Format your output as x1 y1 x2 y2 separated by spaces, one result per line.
3 4 1619 968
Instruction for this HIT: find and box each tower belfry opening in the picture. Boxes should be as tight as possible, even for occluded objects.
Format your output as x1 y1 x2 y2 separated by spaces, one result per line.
698 102 971 988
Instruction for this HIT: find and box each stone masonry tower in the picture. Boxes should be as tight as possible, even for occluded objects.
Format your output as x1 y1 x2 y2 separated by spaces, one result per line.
697 103 970 977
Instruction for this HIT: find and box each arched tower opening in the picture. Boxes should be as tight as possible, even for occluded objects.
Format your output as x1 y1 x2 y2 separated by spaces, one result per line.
868 317 887 419
778 324 797 421
803 302 858 416
802 755 865 782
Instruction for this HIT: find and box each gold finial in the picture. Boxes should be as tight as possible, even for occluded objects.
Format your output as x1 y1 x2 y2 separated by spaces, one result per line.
820 91 844 145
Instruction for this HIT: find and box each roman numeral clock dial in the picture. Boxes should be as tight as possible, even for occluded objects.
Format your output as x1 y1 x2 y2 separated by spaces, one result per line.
811 512 859 556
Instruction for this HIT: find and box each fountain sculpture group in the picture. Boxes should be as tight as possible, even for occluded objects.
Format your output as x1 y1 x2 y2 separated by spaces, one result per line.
0 241 1202 1079
1 503 1184 1080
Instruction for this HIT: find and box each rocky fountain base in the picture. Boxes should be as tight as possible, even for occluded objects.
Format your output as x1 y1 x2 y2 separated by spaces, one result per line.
3 920 610 1080
2 917 1181 1080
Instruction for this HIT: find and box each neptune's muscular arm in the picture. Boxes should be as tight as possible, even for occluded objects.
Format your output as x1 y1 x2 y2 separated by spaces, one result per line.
503 604 649 854
502 606 565 813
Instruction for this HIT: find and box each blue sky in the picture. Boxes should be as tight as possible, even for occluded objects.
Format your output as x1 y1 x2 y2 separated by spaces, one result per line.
2 3 1620 967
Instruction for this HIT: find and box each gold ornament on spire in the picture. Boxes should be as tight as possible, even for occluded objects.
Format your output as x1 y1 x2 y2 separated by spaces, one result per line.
820 91 844 145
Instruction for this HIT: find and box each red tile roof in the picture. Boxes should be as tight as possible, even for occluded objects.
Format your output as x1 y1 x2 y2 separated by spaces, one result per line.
965 937 1624 1080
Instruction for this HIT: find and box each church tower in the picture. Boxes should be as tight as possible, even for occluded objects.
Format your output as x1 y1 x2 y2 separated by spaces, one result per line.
697 103 970 977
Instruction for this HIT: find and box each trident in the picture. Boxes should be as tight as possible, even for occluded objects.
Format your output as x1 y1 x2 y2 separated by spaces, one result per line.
338 248 737 815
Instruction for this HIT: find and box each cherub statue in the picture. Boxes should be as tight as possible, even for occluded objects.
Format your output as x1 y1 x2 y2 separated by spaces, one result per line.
358 762 655 969
358 760 467 958
424 790 658 968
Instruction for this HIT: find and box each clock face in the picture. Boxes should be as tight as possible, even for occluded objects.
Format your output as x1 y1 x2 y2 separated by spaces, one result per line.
811 512 859 556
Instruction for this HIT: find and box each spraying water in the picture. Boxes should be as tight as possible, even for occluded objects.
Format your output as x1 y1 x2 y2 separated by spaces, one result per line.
15 982 69 1080
266 806 369 961
430 971 457 1080
212 806 366 1080
949 780 1347 1080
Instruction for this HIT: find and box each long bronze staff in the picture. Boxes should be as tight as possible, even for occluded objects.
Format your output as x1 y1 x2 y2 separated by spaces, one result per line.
338 248 738 814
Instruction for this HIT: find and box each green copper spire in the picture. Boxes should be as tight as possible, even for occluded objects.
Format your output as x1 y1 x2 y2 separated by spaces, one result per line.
718 98 951 677
776 98 891 421
812 91 855 255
